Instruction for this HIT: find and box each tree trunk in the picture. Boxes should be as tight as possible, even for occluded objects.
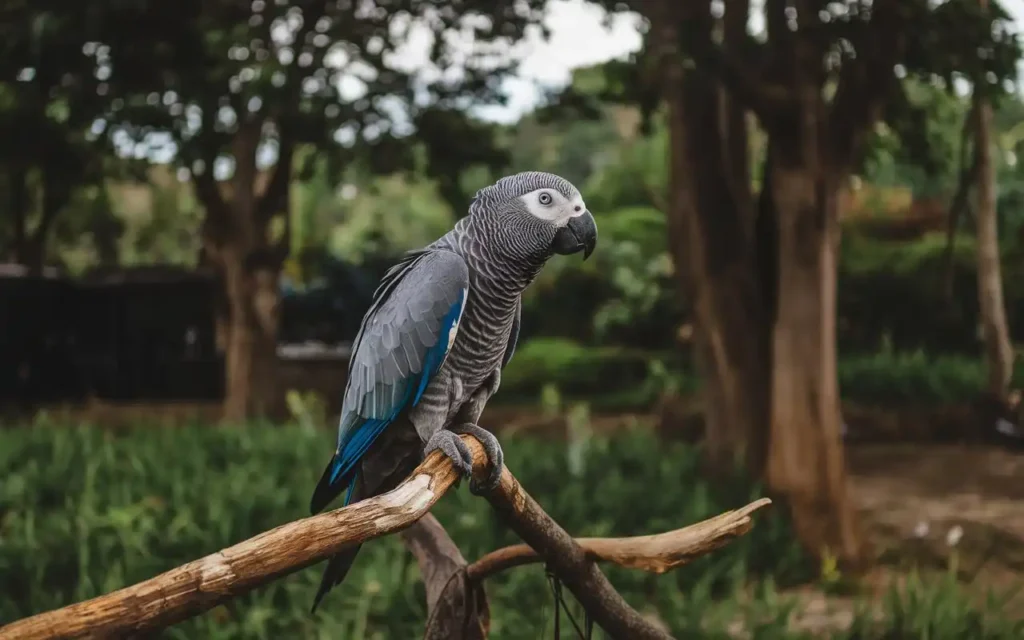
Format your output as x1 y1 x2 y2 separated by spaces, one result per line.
658 2 770 474
973 80 1014 400
220 244 281 422
647 0 864 565
196 118 290 423
763 134 864 567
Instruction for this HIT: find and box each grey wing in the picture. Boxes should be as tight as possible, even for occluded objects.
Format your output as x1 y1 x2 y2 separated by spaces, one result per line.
501 296 522 369
337 249 469 443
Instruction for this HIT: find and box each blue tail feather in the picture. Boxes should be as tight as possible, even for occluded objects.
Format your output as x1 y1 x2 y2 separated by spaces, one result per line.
311 472 363 613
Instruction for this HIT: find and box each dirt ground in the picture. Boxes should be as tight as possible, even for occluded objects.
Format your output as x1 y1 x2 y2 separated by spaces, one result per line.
776 444 1024 634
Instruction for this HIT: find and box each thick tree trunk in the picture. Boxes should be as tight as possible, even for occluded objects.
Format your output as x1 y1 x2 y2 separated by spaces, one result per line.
658 4 770 474
974 90 1014 399
220 244 281 422
196 118 291 423
647 0 864 565
763 140 864 567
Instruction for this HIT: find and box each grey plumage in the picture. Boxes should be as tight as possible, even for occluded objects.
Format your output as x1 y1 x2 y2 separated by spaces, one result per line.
308 171 597 611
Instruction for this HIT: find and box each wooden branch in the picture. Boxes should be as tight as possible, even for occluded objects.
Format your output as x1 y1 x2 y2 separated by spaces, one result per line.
478 471 676 640
1 436 773 640
0 440 484 640
401 515 489 640
467 498 772 582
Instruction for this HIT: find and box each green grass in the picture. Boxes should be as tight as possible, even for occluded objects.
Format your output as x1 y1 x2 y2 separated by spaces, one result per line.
1 421 1020 638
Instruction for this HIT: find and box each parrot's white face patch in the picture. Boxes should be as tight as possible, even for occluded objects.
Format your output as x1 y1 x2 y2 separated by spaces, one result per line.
520 188 587 228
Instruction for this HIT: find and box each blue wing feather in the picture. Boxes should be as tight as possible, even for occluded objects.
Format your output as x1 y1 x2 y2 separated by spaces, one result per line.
413 287 466 406
309 270 467 516
308 248 468 610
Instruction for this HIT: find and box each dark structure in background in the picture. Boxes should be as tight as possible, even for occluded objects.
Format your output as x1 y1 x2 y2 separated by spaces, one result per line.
75 267 224 401
0 265 85 406
1 261 377 409
279 255 389 345
0 265 224 405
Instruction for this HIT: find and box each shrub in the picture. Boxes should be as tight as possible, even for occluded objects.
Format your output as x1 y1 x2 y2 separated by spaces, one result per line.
501 336 1017 409
837 350 1020 406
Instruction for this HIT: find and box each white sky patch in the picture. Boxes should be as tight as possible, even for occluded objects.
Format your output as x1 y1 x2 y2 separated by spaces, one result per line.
472 0 644 123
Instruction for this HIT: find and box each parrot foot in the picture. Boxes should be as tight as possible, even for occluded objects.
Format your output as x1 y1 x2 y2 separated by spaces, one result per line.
424 429 474 480
451 423 504 495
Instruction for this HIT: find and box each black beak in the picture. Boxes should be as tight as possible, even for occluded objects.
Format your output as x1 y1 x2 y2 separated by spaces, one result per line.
552 210 598 260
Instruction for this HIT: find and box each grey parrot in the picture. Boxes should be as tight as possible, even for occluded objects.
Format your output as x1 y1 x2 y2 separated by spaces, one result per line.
307 171 598 611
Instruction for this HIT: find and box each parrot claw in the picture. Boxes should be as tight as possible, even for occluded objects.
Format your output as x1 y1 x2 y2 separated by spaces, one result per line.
451 423 504 495
424 429 474 479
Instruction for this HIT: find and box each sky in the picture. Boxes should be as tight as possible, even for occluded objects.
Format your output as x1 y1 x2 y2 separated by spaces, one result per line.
468 0 1024 124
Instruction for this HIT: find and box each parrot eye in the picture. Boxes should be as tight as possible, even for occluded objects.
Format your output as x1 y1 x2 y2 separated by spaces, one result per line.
538 192 553 206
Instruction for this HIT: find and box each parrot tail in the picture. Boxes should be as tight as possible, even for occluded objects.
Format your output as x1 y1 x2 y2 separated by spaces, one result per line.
310 452 352 515
310 472 363 613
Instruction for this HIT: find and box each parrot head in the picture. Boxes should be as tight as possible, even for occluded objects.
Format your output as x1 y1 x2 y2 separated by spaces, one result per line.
469 171 598 261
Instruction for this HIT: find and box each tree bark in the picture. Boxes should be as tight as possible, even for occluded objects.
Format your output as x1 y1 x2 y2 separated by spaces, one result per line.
972 9 1014 400
194 118 290 422
653 0 771 475
763 155 863 567
761 73 864 565
220 245 282 422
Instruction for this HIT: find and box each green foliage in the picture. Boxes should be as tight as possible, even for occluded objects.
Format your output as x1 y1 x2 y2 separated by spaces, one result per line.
117 173 203 267
837 231 1024 355
837 350 1024 406
501 336 1022 408
582 114 667 214
499 337 674 407
84 0 548 175
3 422 1021 637
520 202 683 350
0 422 802 638
867 80 970 195
845 572 1024 639
326 175 454 265
0 9 112 266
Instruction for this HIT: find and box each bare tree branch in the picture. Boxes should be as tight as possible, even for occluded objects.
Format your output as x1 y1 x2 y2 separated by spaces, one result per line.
0 439 481 639
0 436 772 640
478 472 675 640
402 515 490 640
467 498 771 581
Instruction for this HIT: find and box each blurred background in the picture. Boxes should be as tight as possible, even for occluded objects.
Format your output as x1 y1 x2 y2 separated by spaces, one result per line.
3 0 1024 637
